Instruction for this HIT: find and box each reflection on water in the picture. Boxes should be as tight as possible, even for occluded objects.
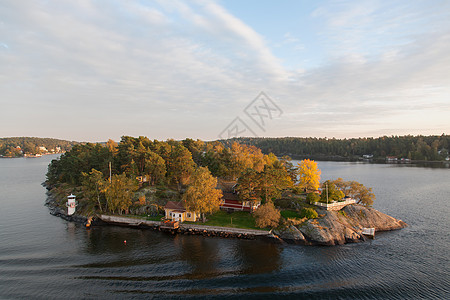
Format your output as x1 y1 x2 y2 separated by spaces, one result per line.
176 234 221 278
235 240 281 275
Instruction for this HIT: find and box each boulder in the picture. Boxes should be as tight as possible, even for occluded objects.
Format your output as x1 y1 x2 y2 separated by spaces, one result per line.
273 225 308 244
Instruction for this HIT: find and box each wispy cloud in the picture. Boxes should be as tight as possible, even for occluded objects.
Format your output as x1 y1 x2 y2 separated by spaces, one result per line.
0 0 449 141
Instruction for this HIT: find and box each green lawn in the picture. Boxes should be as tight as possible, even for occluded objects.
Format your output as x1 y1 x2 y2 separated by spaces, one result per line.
188 210 268 231
121 214 164 221
113 211 268 231
280 210 302 219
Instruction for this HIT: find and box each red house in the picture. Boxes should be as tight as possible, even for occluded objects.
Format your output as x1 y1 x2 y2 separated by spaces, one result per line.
220 192 260 212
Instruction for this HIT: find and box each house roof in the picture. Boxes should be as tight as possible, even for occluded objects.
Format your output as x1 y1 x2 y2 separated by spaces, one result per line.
222 192 240 201
164 201 186 211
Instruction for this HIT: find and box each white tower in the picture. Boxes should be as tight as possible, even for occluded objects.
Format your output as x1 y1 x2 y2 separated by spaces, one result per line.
66 194 77 215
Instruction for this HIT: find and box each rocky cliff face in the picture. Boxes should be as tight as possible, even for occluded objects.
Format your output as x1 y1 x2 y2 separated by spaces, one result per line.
276 205 407 246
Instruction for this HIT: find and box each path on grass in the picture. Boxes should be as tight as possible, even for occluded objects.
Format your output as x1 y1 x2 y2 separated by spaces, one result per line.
99 215 270 236
180 223 270 236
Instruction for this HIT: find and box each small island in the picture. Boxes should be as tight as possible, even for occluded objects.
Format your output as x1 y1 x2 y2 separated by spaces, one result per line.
45 136 406 246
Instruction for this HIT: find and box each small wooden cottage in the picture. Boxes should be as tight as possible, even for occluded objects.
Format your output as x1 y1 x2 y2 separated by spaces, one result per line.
164 201 198 222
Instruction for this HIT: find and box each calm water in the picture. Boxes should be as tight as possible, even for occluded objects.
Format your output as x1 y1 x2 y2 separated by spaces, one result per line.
0 155 449 299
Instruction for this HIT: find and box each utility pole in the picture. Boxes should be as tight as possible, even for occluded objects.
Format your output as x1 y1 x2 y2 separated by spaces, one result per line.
109 161 112 183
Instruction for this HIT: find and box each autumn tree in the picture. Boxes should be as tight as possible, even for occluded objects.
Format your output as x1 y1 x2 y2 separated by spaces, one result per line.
279 155 297 182
237 165 292 205
143 151 166 185
106 139 118 156
168 144 196 190
182 138 205 165
103 173 138 214
228 142 266 179
253 201 281 228
258 165 293 202
320 180 345 203
297 159 321 192
306 192 320 204
81 168 105 212
183 167 223 222
331 178 375 207
236 168 260 205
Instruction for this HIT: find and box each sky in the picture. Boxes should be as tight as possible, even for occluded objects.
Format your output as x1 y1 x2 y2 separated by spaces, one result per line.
1 0 449 142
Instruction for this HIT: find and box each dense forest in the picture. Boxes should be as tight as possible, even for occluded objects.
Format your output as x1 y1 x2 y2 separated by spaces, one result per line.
0 137 78 157
46 136 375 218
221 135 450 161
46 136 298 215
46 136 279 187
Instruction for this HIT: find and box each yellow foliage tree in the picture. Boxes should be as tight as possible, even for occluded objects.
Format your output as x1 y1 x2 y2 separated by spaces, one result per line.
253 201 281 228
297 159 321 192
183 167 223 222
103 173 138 214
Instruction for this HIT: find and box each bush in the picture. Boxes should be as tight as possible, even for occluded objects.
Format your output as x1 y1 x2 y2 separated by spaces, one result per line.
292 186 306 194
306 192 320 204
300 207 318 219
254 202 281 228
275 198 296 209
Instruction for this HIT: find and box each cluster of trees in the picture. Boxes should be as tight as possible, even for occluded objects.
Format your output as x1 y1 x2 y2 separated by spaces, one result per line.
201 141 275 179
47 136 287 216
47 135 376 222
0 137 77 157
224 135 450 161
81 169 138 214
237 164 293 205
304 178 375 207
47 137 196 188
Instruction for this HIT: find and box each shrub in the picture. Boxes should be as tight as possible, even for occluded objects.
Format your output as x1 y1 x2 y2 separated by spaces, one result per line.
254 201 281 228
275 199 294 209
292 186 306 194
288 217 308 226
306 192 320 204
300 207 318 219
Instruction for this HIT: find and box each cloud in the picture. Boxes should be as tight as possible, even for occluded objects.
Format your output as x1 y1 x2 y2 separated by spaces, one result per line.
0 0 449 141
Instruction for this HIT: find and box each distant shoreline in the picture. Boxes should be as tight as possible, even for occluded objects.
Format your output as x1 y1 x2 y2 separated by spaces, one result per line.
0 153 63 158
288 155 450 166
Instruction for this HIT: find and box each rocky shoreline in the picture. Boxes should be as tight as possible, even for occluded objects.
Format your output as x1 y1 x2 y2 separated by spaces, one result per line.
46 204 406 246
274 205 407 245
45 185 406 246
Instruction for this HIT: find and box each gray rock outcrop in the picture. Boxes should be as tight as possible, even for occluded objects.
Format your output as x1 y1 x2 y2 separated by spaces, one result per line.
273 225 308 244
297 204 407 246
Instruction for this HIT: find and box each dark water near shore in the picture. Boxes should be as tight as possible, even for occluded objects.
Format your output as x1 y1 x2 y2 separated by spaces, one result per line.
0 155 449 299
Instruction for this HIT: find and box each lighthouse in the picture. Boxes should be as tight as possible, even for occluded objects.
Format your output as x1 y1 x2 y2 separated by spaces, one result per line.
66 194 77 215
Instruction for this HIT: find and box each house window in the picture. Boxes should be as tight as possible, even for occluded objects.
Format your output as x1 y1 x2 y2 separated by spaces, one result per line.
169 212 172 217
187 213 191 218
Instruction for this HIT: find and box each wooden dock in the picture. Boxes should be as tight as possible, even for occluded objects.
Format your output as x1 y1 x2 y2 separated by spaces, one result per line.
98 215 271 238
362 227 375 238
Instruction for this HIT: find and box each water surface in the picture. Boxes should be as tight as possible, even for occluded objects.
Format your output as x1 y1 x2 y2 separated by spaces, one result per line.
0 156 449 299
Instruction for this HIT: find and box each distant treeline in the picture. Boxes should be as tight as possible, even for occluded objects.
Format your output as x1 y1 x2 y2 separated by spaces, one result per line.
0 137 78 157
221 135 450 161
